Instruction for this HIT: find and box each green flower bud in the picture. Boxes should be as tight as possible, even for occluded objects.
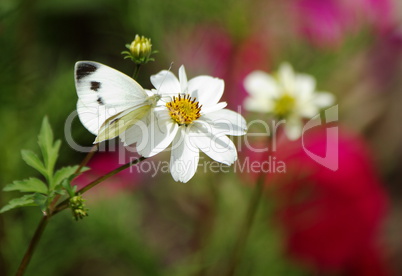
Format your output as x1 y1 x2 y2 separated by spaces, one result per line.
130 35 152 59
122 35 156 64
69 195 88 221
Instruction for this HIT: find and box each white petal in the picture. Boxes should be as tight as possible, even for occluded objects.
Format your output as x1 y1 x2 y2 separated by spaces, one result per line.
135 113 178 157
295 74 316 100
120 115 148 146
244 71 279 98
121 110 178 157
170 128 199 183
151 70 181 96
188 76 224 107
199 109 247 136
243 96 273 113
178 65 188 94
201 102 227 114
313 92 336 108
298 102 319 118
278 62 296 93
284 117 303 140
190 124 238 165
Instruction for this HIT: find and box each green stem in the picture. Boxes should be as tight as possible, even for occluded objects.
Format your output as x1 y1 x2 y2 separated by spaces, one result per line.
16 215 49 276
79 156 146 194
133 64 141 80
48 145 98 212
225 174 265 276
54 156 146 214
15 156 146 275
74 144 99 174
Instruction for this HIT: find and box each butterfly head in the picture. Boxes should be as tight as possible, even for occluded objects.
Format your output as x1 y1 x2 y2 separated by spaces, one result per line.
146 94 163 108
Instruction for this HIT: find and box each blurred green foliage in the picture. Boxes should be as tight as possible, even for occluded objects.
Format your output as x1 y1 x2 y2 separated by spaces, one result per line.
1 0 400 275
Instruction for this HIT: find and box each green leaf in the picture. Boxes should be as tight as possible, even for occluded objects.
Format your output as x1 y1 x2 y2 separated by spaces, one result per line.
37 117 60 175
54 189 66 196
79 166 90 173
48 139 61 174
33 193 48 212
0 194 36 213
52 165 79 190
21 150 48 177
37 117 53 165
61 179 77 198
3 178 48 194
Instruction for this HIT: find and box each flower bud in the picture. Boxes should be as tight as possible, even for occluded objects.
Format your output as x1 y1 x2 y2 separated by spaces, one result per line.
122 35 155 64
69 195 88 220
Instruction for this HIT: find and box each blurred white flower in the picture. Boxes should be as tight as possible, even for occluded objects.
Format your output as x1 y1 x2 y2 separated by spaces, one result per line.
244 62 335 140
122 65 247 183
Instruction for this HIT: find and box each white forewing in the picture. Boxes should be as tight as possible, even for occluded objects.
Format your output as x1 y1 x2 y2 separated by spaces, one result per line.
76 99 109 135
75 61 148 135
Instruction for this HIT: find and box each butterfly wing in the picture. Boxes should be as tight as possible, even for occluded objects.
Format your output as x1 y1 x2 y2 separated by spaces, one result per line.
75 61 148 135
95 105 151 143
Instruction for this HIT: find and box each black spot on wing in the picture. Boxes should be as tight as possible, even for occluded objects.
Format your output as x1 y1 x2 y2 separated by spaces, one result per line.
76 63 98 81
90 81 101 92
97 97 104 105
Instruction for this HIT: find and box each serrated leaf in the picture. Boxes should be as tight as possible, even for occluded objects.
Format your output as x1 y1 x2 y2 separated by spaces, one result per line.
0 194 36 213
3 178 48 194
48 139 61 176
21 150 47 177
61 179 77 197
38 117 53 165
54 189 66 196
33 193 48 212
52 165 79 190
37 117 60 175
79 166 90 173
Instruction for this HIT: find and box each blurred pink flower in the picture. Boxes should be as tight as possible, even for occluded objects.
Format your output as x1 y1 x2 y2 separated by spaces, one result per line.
72 147 142 198
292 0 348 47
224 34 271 110
266 126 393 274
289 0 395 47
165 25 270 110
165 25 232 80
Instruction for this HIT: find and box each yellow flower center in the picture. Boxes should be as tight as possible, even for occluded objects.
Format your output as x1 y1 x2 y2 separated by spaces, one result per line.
274 94 296 118
166 94 202 125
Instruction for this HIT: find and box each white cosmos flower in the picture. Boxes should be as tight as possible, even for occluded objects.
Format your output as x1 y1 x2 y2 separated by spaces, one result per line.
121 65 247 183
244 62 335 140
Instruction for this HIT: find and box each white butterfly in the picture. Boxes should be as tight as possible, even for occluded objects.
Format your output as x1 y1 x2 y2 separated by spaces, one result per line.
74 61 161 143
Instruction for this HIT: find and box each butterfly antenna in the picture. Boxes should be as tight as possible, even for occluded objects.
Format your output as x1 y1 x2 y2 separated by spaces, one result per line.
167 61 174 72
156 62 174 95
153 62 173 132
156 62 175 105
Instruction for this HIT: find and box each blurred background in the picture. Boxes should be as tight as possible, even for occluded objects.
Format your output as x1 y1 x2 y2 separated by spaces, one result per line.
1 0 402 275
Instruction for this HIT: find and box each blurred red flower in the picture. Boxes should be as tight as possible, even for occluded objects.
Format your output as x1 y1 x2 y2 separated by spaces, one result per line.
72 146 142 198
266 126 393 275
